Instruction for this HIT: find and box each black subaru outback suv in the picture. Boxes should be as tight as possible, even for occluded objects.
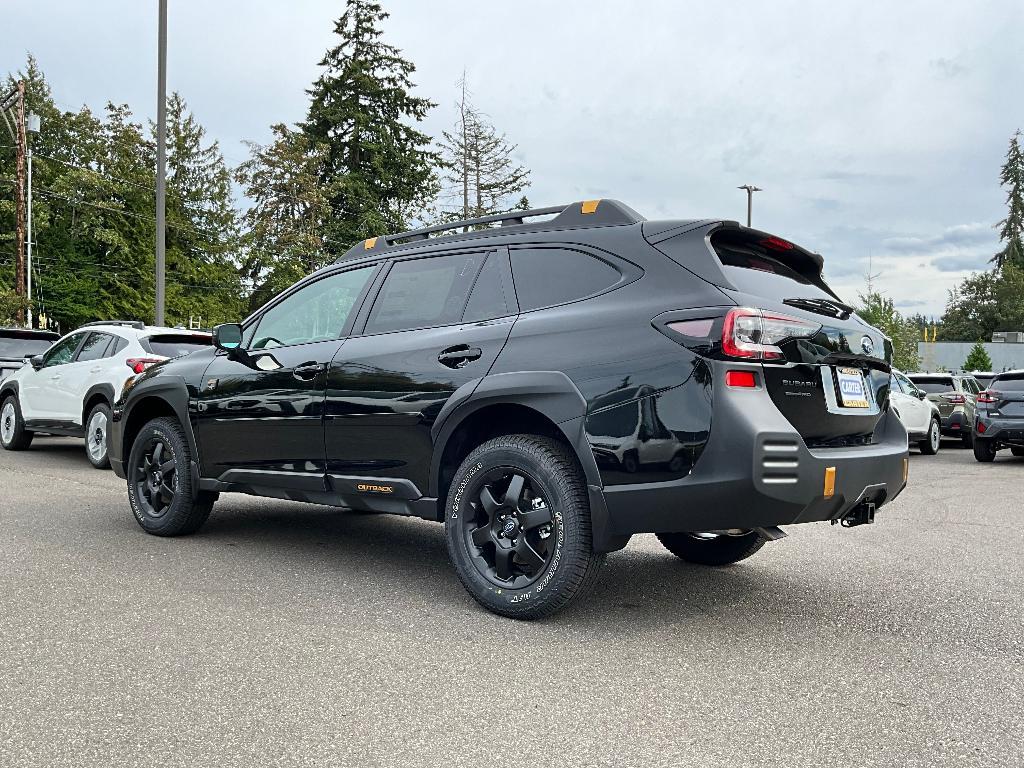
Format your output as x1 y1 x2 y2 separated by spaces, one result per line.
109 200 908 619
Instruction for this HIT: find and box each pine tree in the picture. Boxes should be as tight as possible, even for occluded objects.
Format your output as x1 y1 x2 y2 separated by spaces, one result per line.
235 124 332 310
993 130 1024 269
303 0 437 252
437 76 530 226
963 342 993 372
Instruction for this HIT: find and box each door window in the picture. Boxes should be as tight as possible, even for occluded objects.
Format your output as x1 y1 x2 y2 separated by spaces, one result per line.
76 333 113 362
463 253 510 323
250 265 376 350
364 253 486 334
510 247 621 311
889 374 904 394
42 334 84 368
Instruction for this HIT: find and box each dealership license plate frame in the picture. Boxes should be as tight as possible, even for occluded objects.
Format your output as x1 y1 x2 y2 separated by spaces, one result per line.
835 366 870 409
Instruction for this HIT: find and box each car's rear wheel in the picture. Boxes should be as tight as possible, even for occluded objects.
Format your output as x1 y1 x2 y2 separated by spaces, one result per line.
127 417 216 536
85 402 112 469
973 437 997 463
961 430 973 448
445 434 605 620
918 418 941 455
657 530 767 566
0 395 33 451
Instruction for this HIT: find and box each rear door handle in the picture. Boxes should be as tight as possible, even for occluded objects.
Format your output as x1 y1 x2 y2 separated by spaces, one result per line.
293 362 326 381
89 367 102 373
438 345 483 368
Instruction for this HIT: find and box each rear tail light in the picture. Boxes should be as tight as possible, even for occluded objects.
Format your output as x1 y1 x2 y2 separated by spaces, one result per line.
721 308 821 360
977 421 987 434
125 357 163 375
977 391 998 404
941 393 967 404
725 370 757 388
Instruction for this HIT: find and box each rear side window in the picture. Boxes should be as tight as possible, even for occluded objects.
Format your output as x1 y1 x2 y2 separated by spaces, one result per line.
76 333 113 362
109 337 128 357
510 247 621 311
911 377 954 394
992 376 1024 391
365 253 485 334
143 335 213 358
463 254 510 323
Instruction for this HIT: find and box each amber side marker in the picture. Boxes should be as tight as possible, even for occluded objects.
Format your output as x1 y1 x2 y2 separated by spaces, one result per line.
823 466 836 498
364 237 378 250
581 200 600 214
902 457 909 483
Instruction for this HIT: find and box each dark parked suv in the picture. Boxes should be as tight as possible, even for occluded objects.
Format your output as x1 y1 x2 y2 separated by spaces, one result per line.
972 370 1024 461
108 200 908 618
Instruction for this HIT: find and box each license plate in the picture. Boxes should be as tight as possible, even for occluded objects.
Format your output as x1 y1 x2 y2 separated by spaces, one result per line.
836 366 869 408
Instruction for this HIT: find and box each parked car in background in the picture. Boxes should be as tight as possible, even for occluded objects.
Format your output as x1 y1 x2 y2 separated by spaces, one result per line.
972 370 1024 462
889 368 941 455
906 372 980 447
0 328 58 381
0 321 212 468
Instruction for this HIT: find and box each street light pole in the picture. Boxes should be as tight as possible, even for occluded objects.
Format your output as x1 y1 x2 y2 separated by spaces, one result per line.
155 0 167 326
26 113 39 329
737 184 763 227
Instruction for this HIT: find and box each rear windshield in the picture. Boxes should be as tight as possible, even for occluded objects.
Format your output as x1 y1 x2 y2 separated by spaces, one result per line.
992 376 1024 391
0 336 54 357
143 334 212 358
710 229 840 302
911 377 954 393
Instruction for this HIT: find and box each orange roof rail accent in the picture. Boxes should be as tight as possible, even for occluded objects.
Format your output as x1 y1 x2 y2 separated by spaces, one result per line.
364 237 378 250
581 200 601 214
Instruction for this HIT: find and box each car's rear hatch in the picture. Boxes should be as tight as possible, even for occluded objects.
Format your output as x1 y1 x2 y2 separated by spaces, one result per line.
909 376 957 418
984 375 1024 418
654 224 891 447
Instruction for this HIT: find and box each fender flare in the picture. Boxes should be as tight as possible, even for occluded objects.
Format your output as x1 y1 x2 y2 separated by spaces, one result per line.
0 379 19 401
119 375 200 475
81 383 116 424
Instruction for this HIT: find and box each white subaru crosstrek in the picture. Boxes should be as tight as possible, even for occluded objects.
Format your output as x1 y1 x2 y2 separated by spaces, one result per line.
0 321 211 468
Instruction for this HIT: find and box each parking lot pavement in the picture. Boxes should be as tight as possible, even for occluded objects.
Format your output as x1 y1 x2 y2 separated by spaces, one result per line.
0 438 1021 768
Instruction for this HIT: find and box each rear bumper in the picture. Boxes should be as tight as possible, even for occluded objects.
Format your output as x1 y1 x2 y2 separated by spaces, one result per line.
974 415 1024 445
597 370 908 539
940 410 969 434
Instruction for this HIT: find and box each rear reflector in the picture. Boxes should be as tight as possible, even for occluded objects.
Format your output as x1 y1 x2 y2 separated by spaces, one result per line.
725 370 757 388
978 422 987 434
823 466 836 498
977 391 998 403
902 457 909 483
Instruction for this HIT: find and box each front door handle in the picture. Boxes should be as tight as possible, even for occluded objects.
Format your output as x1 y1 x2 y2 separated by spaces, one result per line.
293 362 326 381
89 367 102 374
438 345 483 369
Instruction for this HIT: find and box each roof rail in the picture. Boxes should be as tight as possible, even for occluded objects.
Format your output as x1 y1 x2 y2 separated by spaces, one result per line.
81 320 146 330
341 199 644 260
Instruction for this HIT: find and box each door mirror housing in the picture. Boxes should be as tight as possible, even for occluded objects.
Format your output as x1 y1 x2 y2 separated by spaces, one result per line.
213 323 243 351
29 354 44 369
916 390 926 400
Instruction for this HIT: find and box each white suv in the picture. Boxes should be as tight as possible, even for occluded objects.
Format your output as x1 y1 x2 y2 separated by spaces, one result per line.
0 321 211 467
889 368 942 455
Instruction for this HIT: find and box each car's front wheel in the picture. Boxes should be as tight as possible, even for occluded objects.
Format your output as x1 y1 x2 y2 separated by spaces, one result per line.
127 417 216 536
85 402 112 469
445 434 605 620
0 394 33 451
918 418 941 455
657 530 767 566
973 437 997 463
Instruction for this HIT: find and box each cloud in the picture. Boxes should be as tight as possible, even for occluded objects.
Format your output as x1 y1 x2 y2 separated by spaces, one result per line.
931 253 992 272
930 56 968 79
894 299 929 308
883 222 994 254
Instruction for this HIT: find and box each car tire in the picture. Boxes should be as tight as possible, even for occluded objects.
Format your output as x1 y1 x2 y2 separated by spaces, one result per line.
973 437 997 463
657 530 767 566
84 402 112 469
445 434 605 620
918 418 941 456
961 430 973 448
1 394 33 451
126 416 216 536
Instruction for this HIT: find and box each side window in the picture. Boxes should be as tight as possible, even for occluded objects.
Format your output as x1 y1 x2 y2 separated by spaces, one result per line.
250 265 376 350
42 334 84 368
463 253 510 323
107 336 129 357
889 374 903 394
364 252 485 334
76 333 113 362
895 373 915 395
510 247 621 311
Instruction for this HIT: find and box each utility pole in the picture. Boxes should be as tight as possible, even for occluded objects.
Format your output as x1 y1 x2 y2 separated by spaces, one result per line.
737 184 762 228
155 0 168 325
26 113 39 328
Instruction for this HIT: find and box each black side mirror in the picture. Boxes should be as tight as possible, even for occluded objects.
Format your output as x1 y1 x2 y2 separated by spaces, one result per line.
29 355 44 369
916 390 926 400
212 323 243 352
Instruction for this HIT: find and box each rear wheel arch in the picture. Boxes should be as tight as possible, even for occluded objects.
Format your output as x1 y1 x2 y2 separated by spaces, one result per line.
82 384 115 427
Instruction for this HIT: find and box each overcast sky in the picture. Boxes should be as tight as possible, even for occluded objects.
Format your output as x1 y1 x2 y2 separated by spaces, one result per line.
5 0 1023 316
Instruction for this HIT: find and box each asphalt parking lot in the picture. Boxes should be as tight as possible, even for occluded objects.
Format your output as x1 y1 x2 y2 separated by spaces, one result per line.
1 438 1021 768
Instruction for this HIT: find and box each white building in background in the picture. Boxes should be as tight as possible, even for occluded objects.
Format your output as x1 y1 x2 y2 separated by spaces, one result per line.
917 341 1024 373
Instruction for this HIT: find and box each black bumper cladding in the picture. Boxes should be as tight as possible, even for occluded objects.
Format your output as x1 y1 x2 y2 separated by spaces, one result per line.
599 364 908 536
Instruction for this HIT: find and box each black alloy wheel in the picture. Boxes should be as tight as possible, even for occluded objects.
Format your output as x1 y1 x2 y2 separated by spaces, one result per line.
133 436 178 518
461 467 558 589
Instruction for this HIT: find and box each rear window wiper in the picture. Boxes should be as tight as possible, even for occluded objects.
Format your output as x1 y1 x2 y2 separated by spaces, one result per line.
783 297 854 320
